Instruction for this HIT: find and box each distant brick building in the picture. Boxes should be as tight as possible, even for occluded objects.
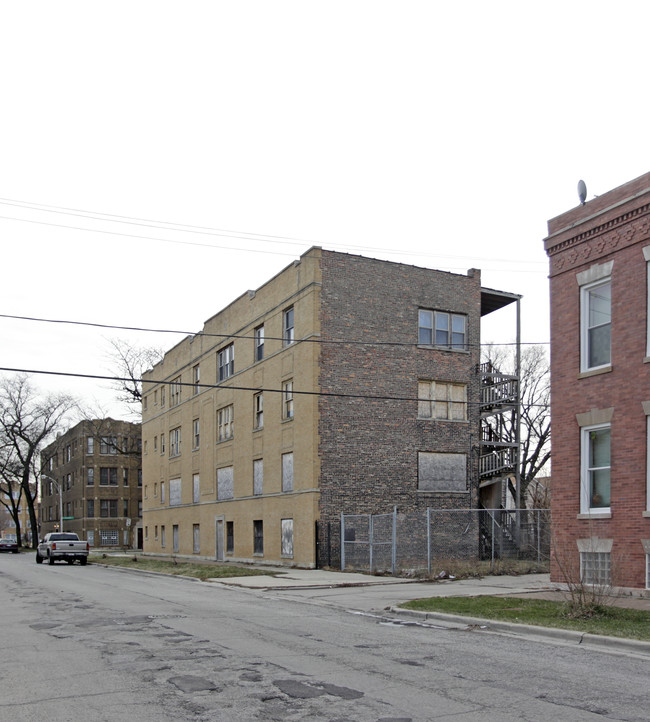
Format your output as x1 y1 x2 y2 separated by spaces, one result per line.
40 419 142 548
544 172 650 589
142 248 518 568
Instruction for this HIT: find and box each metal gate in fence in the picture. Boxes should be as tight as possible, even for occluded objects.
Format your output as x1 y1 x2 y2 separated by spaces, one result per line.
341 509 397 574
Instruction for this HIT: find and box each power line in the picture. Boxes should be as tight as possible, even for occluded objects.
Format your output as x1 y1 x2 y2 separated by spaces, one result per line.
0 313 549 347
0 366 549 408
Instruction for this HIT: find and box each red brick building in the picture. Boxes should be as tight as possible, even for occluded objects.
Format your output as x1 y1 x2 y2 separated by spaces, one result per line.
544 172 650 589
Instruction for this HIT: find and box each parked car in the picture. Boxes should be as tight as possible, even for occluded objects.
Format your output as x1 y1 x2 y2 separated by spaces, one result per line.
0 538 19 553
36 533 89 565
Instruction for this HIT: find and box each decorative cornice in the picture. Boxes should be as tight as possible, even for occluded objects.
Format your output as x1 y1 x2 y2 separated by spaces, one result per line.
548 204 650 276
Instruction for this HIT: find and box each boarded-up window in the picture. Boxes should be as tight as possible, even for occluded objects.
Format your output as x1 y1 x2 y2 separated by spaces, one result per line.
281 518 294 557
282 453 293 492
418 452 467 492
193 524 200 553
217 466 234 500
169 478 181 506
418 381 467 420
193 473 200 503
253 459 263 495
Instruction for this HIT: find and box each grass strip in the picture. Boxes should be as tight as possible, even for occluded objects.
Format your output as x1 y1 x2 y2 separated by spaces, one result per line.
89 554 278 581
400 595 650 641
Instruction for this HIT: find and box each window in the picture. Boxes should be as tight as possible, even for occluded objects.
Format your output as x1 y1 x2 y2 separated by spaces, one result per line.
253 459 263 495
281 519 294 557
138 501 142 517
282 380 294 419
418 381 467 420
100 437 117 455
169 427 181 457
169 478 181 506
153 436 158 452
253 520 264 554
87 530 95 546
100 467 118 486
161 434 165 454
581 279 611 371
170 376 182 407
193 473 200 503
218 405 234 442
100 499 118 518
154 525 158 540
87 499 94 517
193 364 200 395
283 307 294 346
65 445 71 462
160 481 165 504
123 499 129 517
282 452 294 492
160 525 165 547
86 437 94 455
100 530 119 546
193 524 200 553
581 424 611 513
161 386 166 408
418 452 467 492
254 325 264 361
254 393 264 429
418 309 466 350
193 419 200 450
123 469 129 485
218 344 234 381
154 389 158 405
173 525 179 553
143 395 148 411
226 521 234 553
138 469 142 487
580 551 611 585
87 468 94 485
217 466 234 500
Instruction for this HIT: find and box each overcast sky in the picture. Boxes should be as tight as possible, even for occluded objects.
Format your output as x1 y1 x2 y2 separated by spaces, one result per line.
2 2 649 418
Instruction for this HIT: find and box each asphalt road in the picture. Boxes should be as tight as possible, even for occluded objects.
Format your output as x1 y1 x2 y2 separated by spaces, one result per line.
2 553 648 721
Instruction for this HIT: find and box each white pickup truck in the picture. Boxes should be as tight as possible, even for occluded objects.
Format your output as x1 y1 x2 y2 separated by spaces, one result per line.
36 533 89 566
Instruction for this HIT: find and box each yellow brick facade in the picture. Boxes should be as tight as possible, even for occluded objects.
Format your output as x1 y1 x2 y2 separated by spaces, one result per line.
142 249 322 566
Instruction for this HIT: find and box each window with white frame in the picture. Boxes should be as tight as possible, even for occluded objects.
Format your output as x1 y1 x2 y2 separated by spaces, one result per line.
218 344 234 381
283 307 294 346
418 381 467 420
193 419 200 450
253 459 263 495
581 279 611 371
193 364 200 395
254 393 263 429
282 452 294 492
170 376 182 407
217 405 234 441
581 424 611 513
281 518 294 557
418 309 467 350
217 466 234 500
193 473 200 503
169 478 181 506
169 427 181 457
282 380 294 419
254 325 264 361
646 248 650 357
87 437 94 454
87 468 94 485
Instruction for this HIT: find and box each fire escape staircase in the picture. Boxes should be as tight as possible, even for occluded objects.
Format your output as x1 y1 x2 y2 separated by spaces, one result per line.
478 361 521 558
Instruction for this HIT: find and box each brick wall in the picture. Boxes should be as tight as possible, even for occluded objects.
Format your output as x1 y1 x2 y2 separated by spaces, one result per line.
545 172 650 588
317 251 482 566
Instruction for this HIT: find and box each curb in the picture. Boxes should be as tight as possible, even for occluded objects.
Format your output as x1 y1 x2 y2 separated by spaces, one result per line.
390 607 650 657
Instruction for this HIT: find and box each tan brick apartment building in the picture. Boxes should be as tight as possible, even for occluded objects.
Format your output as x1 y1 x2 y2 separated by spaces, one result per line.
544 172 650 589
142 248 518 567
40 419 143 548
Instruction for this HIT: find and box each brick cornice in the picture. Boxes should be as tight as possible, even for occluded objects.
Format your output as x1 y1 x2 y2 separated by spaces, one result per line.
546 204 650 277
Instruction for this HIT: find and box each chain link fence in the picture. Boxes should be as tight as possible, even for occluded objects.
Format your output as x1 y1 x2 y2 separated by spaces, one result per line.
340 508 550 575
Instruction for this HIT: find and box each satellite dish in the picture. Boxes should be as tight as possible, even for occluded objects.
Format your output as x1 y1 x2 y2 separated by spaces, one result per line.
578 180 587 205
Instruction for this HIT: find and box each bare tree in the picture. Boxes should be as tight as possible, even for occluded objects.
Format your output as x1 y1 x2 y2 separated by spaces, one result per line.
483 344 551 508
106 338 163 413
0 375 77 547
